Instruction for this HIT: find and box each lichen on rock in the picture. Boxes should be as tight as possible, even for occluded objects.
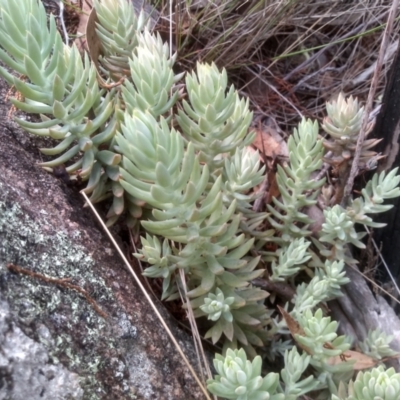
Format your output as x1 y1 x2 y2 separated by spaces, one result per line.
0 91 205 399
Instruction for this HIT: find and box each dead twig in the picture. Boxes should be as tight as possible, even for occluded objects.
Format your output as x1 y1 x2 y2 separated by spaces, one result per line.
283 11 389 81
293 65 347 92
342 0 400 205
7 263 108 319
251 278 296 301
81 191 212 400
253 172 269 213
246 65 304 118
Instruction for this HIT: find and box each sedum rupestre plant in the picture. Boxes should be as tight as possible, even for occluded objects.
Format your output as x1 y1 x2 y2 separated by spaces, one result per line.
207 348 284 400
1 0 399 399
332 366 400 400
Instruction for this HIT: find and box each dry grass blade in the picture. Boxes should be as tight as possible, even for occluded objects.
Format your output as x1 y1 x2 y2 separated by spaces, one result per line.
155 0 400 138
81 191 212 400
156 0 304 66
178 270 217 400
363 225 400 301
198 0 299 66
245 65 304 118
343 0 400 204
353 269 400 307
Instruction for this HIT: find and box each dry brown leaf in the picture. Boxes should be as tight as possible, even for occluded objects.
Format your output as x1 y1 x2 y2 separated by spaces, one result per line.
278 306 305 335
252 126 288 160
85 8 104 80
84 7 127 89
74 0 92 52
327 350 378 371
279 307 394 372
278 306 363 363
277 305 313 355
265 168 280 205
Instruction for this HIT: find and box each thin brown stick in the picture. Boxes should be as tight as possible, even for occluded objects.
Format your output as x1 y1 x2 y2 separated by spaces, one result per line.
253 120 270 212
292 65 347 92
246 65 304 118
7 263 108 319
177 269 215 396
253 173 269 212
363 225 400 298
81 191 212 400
283 11 389 81
346 262 400 307
98 76 125 89
284 29 361 81
269 1 338 70
342 0 400 205
251 278 296 301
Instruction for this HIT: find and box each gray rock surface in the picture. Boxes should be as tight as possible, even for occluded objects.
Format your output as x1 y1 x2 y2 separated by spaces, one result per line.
0 76 205 399
0 299 84 400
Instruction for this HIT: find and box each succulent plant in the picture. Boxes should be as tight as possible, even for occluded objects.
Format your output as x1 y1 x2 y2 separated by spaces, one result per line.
270 237 312 281
332 366 400 400
222 147 265 211
93 0 149 80
2 1 400 399
0 0 184 227
176 63 254 170
351 168 400 219
280 347 321 398
0 0 112 182
267 118 325 242
295 308 351 362
293 260 350 315
319 205 366 261
121 30 183 117
322 93 381 171
207 348 284 400
200 288 235 321
190 284 271 348
322 93 364 140
359 329 398 360
319 169 400 261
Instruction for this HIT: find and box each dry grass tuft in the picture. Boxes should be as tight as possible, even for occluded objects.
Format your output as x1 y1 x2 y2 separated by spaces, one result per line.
153 0 399 131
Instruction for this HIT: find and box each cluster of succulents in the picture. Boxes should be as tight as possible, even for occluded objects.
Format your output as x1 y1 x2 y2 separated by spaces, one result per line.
1 0 400 399
267 119 325 242
208 343 400 400
207 347 322 400
207 348 284 400
292 259 350 315
332 366 400 400
321 93 381 171
359 329 398 360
